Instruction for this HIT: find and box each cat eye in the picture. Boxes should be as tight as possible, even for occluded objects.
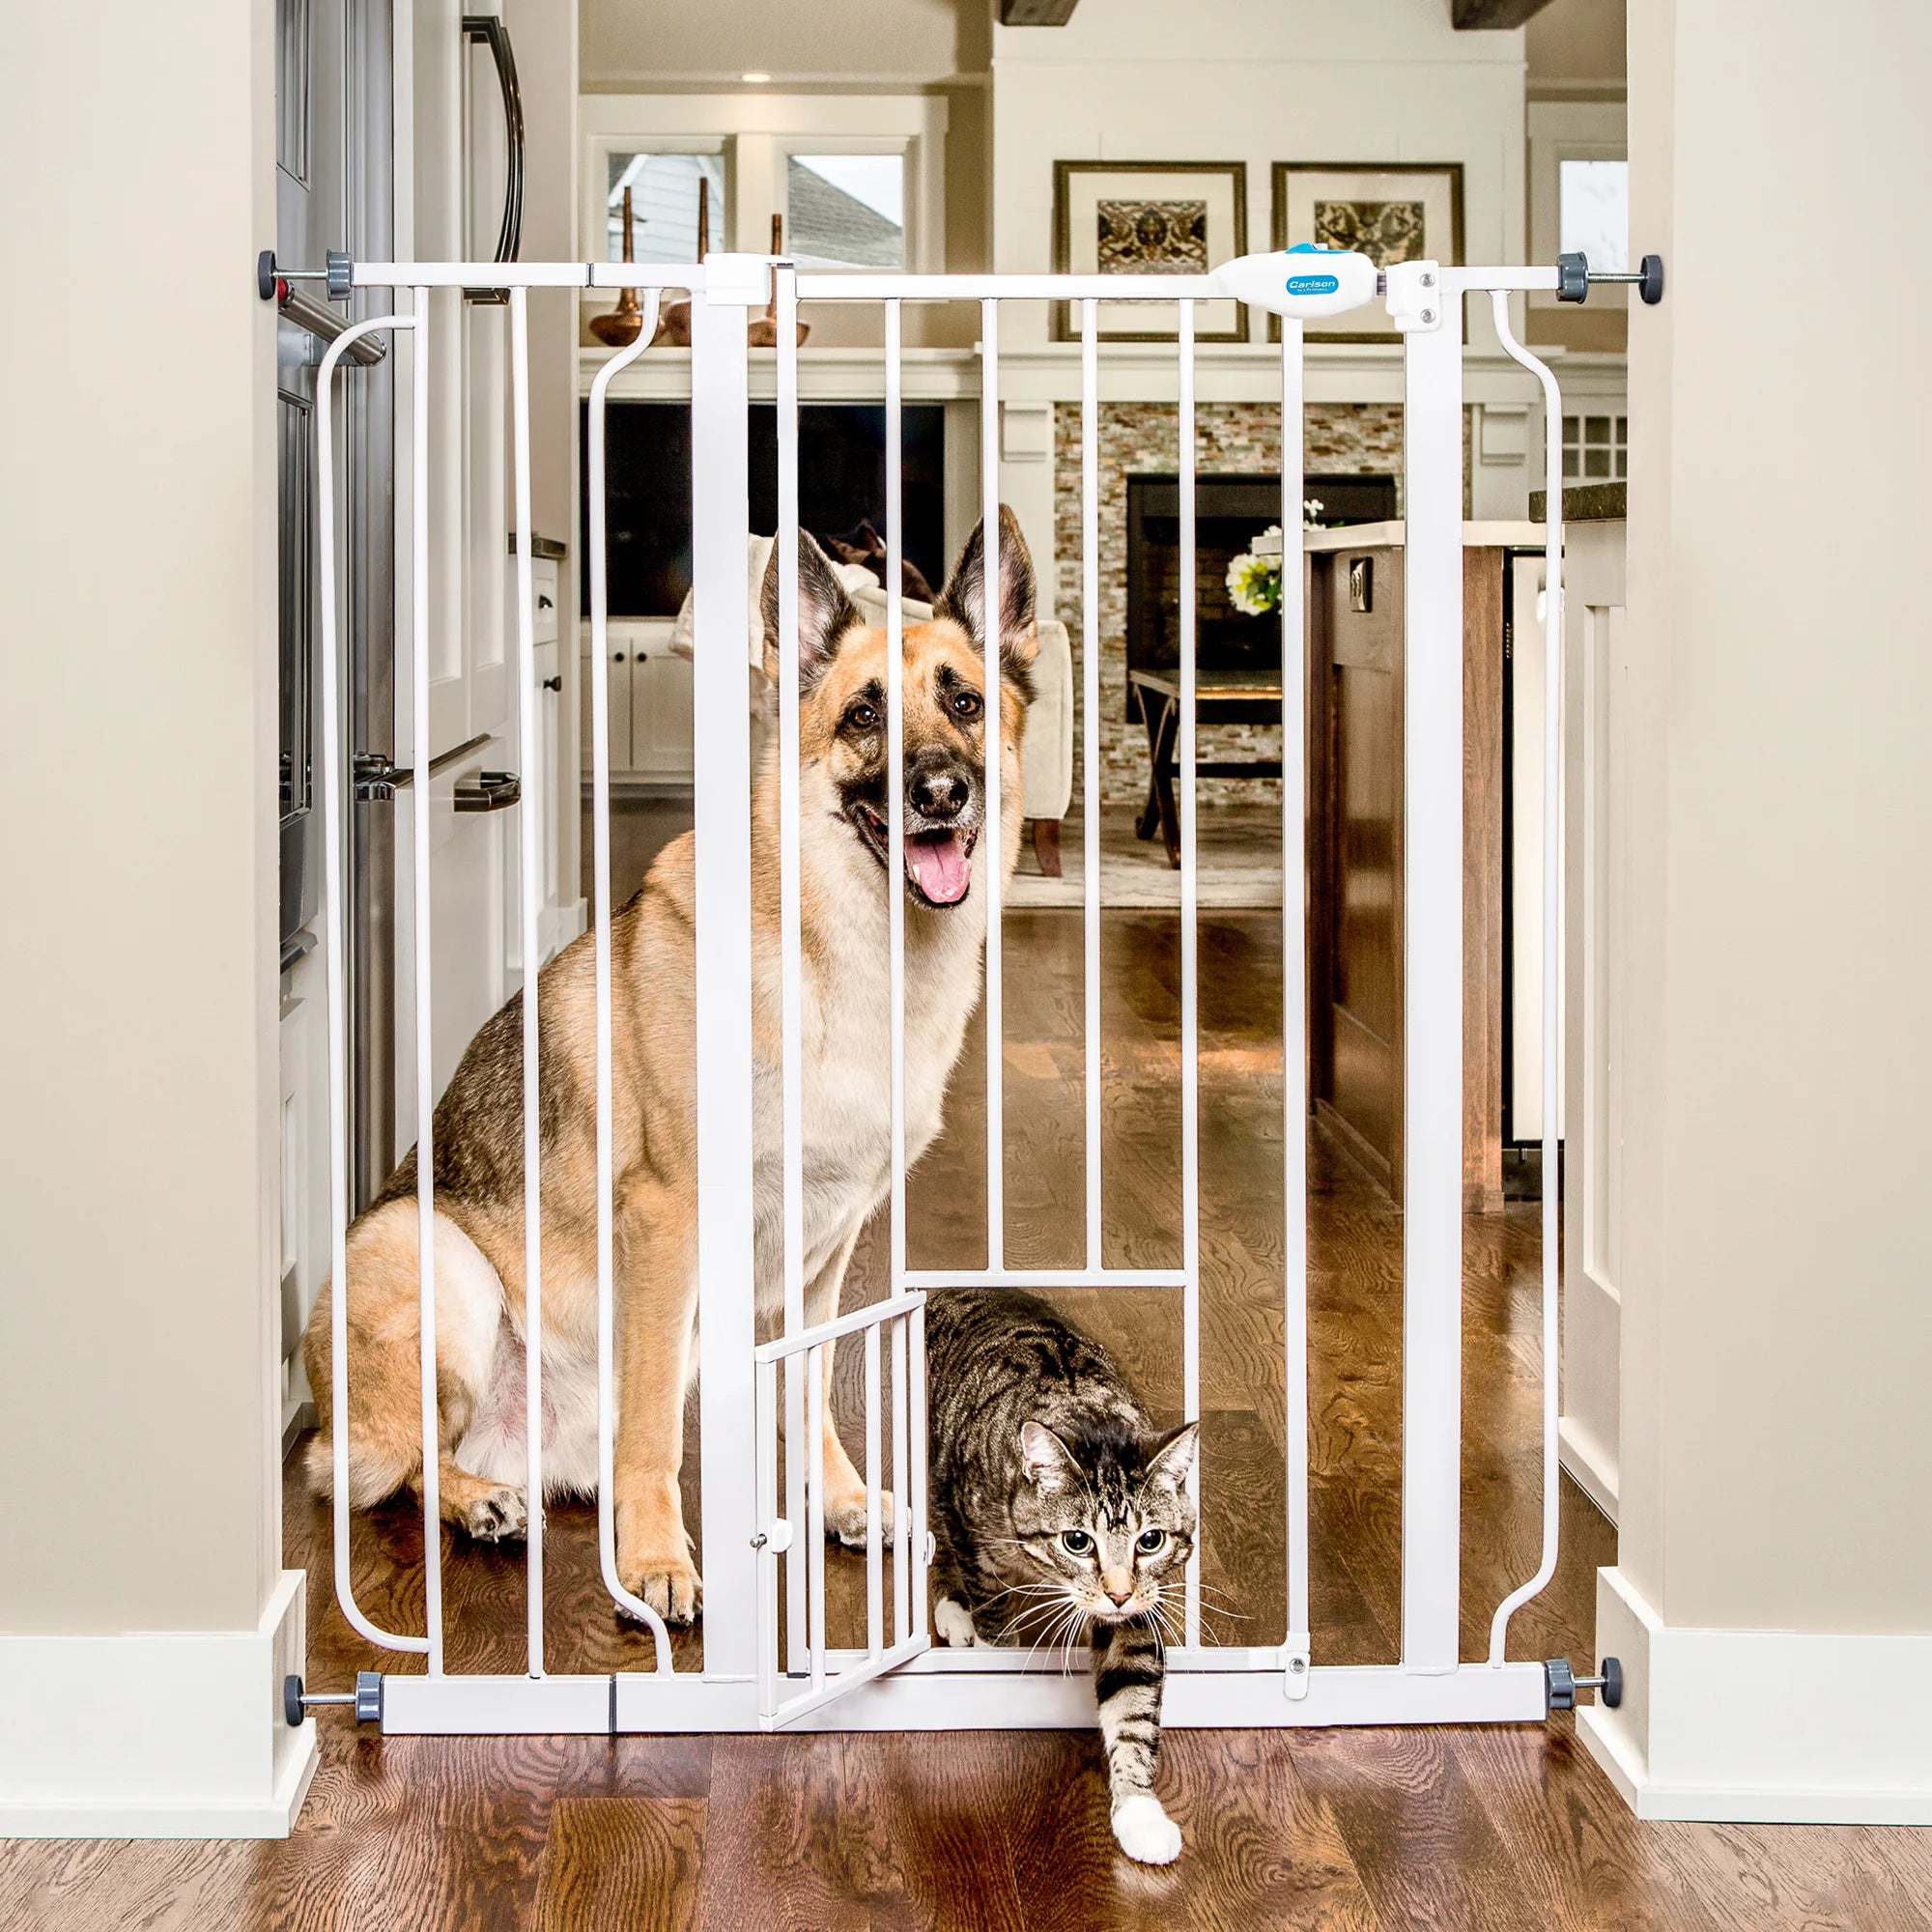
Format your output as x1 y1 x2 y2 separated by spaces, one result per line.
1136 1528 1166 1554
1060 1529 1094 1556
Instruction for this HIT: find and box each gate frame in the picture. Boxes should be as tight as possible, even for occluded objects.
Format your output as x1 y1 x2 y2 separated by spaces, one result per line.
314 251 1567 1737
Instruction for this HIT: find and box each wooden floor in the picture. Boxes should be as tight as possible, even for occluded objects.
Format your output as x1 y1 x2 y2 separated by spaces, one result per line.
6 909 1929 1929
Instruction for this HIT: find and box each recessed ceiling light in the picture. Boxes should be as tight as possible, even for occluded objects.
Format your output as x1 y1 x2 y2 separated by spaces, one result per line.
742 71 771 83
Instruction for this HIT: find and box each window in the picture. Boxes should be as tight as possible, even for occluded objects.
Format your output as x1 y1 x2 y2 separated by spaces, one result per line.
1563 413 1629 483
605 152 725 265
1558 159 1629 274
785 154 905 270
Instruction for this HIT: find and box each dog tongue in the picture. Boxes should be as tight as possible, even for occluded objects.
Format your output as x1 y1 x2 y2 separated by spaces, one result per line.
907 831 972 905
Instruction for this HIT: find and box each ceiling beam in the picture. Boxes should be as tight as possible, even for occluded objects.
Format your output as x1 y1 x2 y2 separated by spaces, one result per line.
1452 0 1559 26
1000 0 1081 23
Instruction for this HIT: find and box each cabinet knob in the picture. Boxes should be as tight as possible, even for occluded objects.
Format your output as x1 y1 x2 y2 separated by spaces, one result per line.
612 651 625 662
541 674 562 691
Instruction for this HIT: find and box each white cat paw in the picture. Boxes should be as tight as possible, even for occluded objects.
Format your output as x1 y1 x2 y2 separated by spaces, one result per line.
934 1597 979 1647
1112 1794 1181 1865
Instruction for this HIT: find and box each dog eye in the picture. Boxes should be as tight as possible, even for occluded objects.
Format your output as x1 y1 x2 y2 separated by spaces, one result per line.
1061 1529 1094 1556
846 703 879 731
1136 1528 1166 1554
951 689 982 720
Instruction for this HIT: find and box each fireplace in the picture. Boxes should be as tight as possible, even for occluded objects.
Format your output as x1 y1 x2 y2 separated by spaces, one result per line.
1124 471 1399 722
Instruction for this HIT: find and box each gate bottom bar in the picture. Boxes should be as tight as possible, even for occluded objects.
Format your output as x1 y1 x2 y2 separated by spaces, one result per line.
901 1268 1186 1290
377 1662 1547 1734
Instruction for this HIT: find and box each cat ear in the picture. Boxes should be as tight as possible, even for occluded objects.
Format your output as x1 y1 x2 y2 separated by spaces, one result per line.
1020 1421 1074 1485
760 528 860 691
1146 1421 1199 1488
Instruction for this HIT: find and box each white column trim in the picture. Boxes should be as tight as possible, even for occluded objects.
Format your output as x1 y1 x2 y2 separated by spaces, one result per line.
1579 1565 1932 1824
0 1571 316 1839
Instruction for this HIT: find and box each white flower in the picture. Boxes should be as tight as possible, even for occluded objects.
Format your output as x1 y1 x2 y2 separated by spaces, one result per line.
1225 550 1281 616
1303 497 1325 528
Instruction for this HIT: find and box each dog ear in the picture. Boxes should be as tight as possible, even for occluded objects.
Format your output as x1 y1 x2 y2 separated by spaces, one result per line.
937 505 1037 701
761 529 861 690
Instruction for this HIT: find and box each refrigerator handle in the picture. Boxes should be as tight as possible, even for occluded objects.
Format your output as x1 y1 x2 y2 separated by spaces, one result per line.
462 14 524 302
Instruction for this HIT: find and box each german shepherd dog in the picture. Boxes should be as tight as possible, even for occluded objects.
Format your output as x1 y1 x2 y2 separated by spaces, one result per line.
302 509 1037 1624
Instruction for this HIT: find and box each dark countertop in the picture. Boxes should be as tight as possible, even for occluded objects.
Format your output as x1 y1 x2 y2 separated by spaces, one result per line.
1529 481 1626 523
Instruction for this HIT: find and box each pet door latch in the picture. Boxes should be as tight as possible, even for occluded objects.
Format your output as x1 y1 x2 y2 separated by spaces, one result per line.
1544 1655 1623 1713
1283 1634 1312 1701
751 1519 795 1554
283 1670 383 1728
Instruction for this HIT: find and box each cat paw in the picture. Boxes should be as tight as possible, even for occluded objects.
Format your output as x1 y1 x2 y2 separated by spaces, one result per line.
823 1487 895 1550
1112 1794 1181 1866
459 1485 527 1544
934 1597 979 1648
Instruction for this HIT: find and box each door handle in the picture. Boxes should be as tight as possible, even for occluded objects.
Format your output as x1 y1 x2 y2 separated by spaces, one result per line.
462 16 525 304
453 770 522 813
354 753 412 801
538 593 554 610
541 674 562 691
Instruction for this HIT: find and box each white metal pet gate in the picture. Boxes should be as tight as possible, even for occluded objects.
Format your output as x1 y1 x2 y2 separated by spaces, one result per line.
305 244 1578 1736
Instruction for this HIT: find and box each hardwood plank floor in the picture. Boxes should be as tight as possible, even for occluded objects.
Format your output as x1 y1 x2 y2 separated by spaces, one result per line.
4 908 1927 1930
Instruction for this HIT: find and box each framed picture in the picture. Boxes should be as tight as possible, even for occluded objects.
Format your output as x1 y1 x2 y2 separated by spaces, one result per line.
1269 161 1464 341
1051 161 1247 343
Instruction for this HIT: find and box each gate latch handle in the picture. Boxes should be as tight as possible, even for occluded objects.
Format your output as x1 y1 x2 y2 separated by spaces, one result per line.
752 1519 794 1555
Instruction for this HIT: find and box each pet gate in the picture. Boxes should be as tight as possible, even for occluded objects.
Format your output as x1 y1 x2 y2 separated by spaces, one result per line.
298 243 1584 1736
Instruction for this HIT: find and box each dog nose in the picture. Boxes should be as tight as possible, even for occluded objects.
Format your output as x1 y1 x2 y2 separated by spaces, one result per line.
911 769 969 819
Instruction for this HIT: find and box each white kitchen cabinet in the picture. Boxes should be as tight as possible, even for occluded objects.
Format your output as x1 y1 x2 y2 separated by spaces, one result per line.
581 618 692 782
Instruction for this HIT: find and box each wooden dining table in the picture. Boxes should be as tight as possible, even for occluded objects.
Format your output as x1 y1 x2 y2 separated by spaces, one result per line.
1127 665 1286 868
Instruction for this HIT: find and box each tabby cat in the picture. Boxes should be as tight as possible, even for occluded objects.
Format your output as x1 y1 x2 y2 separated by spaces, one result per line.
923 1289 1199 1865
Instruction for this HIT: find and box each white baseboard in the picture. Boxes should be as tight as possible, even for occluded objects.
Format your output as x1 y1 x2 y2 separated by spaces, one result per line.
0 1571 317 1839
1557 1414 1619 1523
1577 1565 1932 1824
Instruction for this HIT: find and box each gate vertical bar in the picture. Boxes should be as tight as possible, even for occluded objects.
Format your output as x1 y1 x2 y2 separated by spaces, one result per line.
1399 298 1466 1675
980 297 1004 1272
1081 300 1101 1270
692 279 761 1681
1281 322 1312 1688
776 264 807 1669
1178 298 1202 1646
586 300 675 1662
886 298 908 1302
1486 289 1566 1661
317 313 427 1657
865 1321 884 1659
508 284 544 1677
411 283 444 1676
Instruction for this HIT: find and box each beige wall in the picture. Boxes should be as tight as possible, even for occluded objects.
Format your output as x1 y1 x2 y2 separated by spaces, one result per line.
1620 0 1932 1633
992 0 1525 349
581 0 982 89
0 0 280 1632
1527 0 1626 97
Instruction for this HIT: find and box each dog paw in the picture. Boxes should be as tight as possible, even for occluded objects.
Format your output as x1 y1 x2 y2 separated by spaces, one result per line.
617 1553 702 1627
934 1597 979 1648
1112 1795 1181 1866
823 1487 895 1550
460 1485 528 1544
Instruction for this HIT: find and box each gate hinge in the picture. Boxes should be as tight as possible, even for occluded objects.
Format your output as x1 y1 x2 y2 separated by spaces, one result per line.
1283 1633 1311 1701
1385 260 1443 334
